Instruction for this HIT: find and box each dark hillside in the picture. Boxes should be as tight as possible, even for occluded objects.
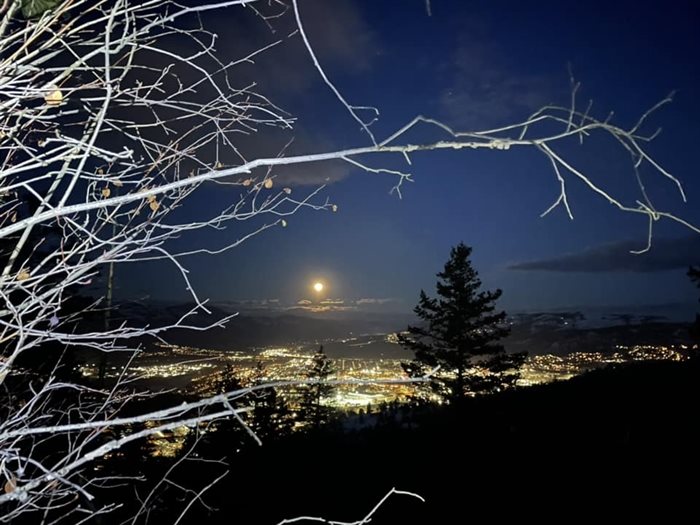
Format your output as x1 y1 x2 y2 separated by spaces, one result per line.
212 357 700 524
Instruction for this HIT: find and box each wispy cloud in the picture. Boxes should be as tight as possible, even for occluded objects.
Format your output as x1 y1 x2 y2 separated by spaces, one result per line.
221 0 378 95
437 23 556 128
508 236 700 273
174 1 379 186
356 298 396 305
320 298 345 305
291 297 399 313
232 131 352 187
217 297 400 314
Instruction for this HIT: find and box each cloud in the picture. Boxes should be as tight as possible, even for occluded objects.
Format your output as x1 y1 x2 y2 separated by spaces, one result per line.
217 299 279 306
210 0 377 97
292 298 354 313
232 131 352 187
189 1 377 186
437 25 556 127
214 296 402 315
294 305 355 313
129 1 375 188
320 298 345 305
508 236 700 273
290 0 377 74
356 298 396 305
267 157 350 187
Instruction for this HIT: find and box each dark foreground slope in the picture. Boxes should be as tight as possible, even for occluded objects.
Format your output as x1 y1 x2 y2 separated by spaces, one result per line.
99 358 700 524
206 358 700 525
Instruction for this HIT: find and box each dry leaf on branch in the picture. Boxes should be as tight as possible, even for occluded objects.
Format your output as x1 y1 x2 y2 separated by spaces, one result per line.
4 476 16 494
44 87 63 106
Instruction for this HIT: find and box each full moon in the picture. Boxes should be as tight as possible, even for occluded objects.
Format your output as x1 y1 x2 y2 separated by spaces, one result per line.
313 281 324 293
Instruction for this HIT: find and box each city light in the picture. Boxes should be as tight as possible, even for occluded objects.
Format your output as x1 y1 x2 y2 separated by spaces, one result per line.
73 338 696 458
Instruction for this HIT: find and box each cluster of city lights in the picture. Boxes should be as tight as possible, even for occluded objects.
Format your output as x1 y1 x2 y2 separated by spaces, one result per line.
75 339 695 457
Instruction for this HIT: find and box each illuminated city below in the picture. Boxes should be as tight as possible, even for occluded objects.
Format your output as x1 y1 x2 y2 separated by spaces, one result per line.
78 339 693 457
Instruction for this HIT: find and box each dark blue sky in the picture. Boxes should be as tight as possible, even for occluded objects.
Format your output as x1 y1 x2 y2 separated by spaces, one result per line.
120 0 700 316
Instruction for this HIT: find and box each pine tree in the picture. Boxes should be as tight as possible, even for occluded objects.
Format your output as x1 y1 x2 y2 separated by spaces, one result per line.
299 345 335 429
399 243 525 402
198 364 254 450
689 266 700 344
214 363 245 395
250 361 293 440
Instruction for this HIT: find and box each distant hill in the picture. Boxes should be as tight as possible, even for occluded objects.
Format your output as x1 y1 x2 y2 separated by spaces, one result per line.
97 300 694 356
506 318 693 355
106 300 410 351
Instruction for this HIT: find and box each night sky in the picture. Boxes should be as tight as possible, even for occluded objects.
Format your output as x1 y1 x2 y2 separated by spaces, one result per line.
119 0 700 317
